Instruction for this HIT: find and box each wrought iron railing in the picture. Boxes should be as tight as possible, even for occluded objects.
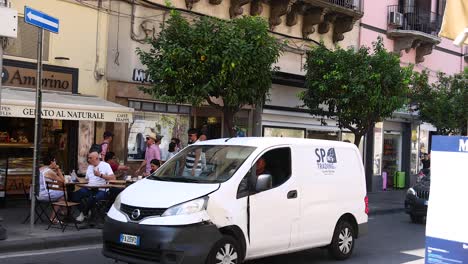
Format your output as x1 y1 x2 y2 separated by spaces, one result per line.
387 5 443 36
326 0 363 12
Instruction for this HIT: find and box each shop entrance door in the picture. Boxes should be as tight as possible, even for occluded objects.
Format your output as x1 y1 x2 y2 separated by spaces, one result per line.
382 132 402 189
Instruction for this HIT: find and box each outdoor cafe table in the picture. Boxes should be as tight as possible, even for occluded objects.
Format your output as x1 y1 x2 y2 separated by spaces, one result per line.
74 183 126 228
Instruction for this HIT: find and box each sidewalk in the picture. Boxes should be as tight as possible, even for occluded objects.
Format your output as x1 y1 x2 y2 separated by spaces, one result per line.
0 190 407 254
0 200 102 254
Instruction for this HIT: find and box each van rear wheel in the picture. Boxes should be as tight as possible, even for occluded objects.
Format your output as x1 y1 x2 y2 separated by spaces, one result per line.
328 220 355 260
206 235 241 264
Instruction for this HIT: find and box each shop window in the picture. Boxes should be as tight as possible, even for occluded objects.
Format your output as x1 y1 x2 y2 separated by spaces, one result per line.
141 102 154 111
127 112 190 161
263 126 305 138
307 130 338 140
167 105 179 113
5 19 50 60
129 101 141 110
179 106 190 114
154 103 167 112
128 100 190 115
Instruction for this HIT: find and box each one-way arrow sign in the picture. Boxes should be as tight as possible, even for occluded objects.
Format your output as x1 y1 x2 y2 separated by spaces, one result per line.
24 6 59 34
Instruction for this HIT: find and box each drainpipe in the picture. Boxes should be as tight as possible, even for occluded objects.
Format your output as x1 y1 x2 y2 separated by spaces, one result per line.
0 0 9 241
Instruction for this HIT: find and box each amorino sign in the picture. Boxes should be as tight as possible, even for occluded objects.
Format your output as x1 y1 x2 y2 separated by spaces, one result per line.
1 59 78 93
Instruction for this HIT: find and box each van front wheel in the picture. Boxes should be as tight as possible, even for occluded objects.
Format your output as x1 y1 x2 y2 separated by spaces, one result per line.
206 235 241 264
328 221 355 260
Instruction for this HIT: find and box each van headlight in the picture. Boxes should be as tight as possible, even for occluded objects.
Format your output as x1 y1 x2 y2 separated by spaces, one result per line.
407 188 417 197
162 197 208 217
113 193 122 210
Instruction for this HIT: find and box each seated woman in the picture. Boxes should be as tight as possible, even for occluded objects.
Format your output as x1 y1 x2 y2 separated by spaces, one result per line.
38 154 66 224
149 159 160 175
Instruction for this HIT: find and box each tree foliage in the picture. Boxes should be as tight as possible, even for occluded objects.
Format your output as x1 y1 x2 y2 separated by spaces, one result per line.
411 68 468 135
300 37 413 146
137 9 283 137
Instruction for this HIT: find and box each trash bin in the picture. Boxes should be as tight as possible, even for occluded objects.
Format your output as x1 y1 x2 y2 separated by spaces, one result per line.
394 171 406 189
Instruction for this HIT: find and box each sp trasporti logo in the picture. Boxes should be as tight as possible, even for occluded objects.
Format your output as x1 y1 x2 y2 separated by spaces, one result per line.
315 148 337 171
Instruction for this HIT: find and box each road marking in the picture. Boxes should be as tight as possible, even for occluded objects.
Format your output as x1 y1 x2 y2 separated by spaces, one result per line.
400 248 425 263
0 244 102 259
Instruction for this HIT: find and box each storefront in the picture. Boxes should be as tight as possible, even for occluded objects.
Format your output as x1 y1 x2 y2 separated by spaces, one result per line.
261 79 357 146
0 60 133 206
371 119 414 191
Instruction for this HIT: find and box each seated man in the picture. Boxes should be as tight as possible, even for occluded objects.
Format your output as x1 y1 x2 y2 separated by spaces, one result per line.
74 150 115 222
255 157 270 176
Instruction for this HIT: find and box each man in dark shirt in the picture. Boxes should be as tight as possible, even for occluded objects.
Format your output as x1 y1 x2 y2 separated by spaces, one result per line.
421 153 431 169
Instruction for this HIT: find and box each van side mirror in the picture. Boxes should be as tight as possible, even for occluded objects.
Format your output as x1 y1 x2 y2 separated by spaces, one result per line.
256 174 272 192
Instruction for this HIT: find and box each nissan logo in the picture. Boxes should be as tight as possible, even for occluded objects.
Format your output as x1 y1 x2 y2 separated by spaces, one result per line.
131 209 141 220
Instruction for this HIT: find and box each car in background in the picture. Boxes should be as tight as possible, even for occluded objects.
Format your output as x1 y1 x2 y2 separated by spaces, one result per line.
404 169 430 223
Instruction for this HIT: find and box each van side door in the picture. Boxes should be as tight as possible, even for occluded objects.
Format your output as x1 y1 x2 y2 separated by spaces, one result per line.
247 147 300 258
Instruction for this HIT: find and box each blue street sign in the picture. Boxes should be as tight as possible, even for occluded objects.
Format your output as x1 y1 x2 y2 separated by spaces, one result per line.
24 6 59 34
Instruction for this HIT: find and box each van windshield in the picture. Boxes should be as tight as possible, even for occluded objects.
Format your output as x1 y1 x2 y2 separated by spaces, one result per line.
149 145 256 183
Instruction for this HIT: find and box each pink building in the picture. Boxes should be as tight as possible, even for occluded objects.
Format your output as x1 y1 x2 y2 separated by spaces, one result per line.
359 0 467 191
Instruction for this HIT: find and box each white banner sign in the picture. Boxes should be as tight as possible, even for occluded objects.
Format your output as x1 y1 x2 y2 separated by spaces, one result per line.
0 105 132 123
425 136 468 263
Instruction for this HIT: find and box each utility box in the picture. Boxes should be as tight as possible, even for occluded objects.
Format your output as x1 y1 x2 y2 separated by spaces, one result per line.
0 6 18 38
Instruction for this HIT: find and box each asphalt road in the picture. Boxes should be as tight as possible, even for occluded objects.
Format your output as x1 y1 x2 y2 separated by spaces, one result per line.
0 212 426 264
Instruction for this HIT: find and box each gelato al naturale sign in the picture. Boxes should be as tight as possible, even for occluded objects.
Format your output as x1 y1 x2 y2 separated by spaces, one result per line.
0 105 132 123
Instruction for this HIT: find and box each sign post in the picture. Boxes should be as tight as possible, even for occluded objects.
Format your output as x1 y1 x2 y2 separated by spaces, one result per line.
24 6 59 232
425 136 468 263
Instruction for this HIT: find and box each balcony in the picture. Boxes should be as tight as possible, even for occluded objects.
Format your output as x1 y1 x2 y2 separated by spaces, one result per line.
183 0 364 42
387 5 442 63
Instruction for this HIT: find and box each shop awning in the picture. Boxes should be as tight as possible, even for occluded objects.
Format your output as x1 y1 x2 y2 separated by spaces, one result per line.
0 87 133 123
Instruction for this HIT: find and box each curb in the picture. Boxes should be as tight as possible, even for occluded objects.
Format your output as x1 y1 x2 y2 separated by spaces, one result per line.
0 232 102 254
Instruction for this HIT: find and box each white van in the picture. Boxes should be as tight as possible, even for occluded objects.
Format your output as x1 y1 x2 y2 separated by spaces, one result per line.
103 137 368 264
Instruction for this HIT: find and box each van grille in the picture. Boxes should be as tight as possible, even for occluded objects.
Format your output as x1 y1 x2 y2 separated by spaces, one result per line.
417 190 430 200
120 204 166 221
105 241 161 262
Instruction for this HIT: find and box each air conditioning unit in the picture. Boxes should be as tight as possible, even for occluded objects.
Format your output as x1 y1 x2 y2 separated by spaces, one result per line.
388 11 404 27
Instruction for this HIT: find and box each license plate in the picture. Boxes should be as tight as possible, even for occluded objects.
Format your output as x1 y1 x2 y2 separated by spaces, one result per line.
120 234 140 246
424 200 428 206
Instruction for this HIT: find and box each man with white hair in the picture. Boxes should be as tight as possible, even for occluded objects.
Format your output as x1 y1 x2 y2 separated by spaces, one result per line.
74 150 115 222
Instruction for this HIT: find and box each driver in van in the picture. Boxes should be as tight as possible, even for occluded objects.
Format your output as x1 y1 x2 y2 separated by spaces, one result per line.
238 157 271 192
255 157 270 176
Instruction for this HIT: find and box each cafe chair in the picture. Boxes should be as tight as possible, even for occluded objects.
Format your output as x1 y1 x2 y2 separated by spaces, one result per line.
45 181 80 232
22 180 49 224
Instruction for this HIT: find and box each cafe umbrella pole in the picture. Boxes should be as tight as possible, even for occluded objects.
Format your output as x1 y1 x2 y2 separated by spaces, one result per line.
30 28 44 232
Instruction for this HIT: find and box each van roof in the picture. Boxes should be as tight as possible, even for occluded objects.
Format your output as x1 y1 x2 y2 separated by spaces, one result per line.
195 137 357 149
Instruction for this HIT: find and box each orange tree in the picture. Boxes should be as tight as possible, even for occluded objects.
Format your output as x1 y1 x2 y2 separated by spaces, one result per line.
300 38 413 146
138 9 283 137
411 68 468 135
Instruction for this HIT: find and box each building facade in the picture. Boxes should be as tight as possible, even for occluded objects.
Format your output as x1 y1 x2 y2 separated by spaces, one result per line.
0 0 132 205
360 0 467 191
104 0 364 169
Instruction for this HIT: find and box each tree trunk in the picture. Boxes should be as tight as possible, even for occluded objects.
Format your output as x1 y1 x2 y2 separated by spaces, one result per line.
223 108 236 138
354 133 363 147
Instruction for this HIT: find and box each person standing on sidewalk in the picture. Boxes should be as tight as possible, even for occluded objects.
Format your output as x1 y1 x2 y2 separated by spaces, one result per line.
136 132 161 176
181 128 202 177
100 131 114 161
